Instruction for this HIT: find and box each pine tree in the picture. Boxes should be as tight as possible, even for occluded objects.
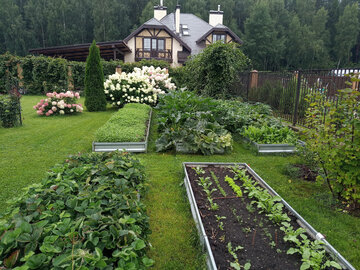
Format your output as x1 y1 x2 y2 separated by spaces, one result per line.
84 40 107 112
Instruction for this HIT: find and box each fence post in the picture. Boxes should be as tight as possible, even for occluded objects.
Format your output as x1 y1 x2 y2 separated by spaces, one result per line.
293 70 302 126
248 70 258 100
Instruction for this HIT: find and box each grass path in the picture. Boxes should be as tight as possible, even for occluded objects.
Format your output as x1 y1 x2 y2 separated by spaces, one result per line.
0 96 359 269
0 96 115 211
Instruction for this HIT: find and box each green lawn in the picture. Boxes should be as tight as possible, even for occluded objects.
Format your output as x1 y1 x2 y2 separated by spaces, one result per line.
0 96 359 269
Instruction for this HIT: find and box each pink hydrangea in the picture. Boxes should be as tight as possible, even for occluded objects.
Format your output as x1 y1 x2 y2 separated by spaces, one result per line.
34 91 82 116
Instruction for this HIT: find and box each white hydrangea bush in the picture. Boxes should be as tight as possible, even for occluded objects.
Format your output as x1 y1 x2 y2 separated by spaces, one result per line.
134 66 176 93
104 70 165 108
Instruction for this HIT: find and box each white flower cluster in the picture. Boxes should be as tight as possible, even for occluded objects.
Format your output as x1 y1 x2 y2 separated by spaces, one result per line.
103 67 172 107
133 66 176 92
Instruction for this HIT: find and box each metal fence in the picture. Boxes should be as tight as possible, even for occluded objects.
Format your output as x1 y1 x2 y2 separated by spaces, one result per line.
237 68 360 126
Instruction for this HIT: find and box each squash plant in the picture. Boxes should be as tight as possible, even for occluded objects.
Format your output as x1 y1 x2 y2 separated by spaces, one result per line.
0 152 153 269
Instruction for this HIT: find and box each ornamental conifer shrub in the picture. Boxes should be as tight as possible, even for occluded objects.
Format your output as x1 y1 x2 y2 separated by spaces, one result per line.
84 40 107 111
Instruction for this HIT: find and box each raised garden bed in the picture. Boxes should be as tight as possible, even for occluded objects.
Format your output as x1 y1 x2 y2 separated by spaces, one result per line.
183 162 355 270
243 137 305 153
93 103 152 153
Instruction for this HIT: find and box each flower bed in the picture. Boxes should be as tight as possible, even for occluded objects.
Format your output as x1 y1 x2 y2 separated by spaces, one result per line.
183 162 354 270
33 91 83 116
0 152 153 269
93 103 152 152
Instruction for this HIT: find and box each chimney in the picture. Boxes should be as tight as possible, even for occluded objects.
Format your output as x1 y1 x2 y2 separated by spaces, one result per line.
209 5 223 27
154 0 167 21
175 4 180 34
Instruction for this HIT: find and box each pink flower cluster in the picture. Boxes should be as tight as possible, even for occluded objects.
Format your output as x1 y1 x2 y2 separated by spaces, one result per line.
33 91 83 116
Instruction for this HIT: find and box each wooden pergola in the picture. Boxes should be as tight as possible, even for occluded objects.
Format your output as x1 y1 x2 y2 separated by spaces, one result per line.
29 40 131 61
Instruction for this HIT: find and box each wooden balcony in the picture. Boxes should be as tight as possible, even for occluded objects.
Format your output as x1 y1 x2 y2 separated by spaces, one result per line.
135 49 172 62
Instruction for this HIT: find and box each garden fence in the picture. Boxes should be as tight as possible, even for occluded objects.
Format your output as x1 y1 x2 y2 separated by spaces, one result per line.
237 68 360 126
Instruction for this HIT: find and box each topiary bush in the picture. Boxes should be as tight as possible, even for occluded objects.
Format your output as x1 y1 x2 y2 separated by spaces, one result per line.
183 42 251 98
84 41 107 112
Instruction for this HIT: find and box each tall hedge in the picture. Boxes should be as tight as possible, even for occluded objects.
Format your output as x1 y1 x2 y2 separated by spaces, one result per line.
0 52 171 94
84 41 107 111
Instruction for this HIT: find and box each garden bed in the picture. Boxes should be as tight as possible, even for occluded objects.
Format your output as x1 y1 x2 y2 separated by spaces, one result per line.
242 137 306 153
183 162 355 270
93 103 152 152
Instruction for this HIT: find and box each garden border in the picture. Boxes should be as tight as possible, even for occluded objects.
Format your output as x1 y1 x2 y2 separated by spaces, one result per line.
243 137 306 153
92 109 152 153
183 162 355 270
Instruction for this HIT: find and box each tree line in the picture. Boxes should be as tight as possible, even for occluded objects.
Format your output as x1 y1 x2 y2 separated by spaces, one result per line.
0 0 359 70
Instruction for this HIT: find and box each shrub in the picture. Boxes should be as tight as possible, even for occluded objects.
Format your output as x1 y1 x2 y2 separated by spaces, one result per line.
95 103 151 142
0 95 21 128
84 41 107 112
304 74 360 210
183 42 250 98
134 66 176 93
104 70 165 108
33 91 83 116
168 66 186 88
0 152 153 269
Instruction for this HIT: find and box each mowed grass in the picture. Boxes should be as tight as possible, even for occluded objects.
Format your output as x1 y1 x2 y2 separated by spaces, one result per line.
0 96 115 211
0 97 359 269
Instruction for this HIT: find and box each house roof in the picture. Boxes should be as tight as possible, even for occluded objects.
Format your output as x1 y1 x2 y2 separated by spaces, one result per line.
196 24 243 44
161 13 213 55
160 12 242 55
29 40 131 61
124 18 192 52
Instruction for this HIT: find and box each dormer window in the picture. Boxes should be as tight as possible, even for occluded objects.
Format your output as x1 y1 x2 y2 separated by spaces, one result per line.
212 34 226 43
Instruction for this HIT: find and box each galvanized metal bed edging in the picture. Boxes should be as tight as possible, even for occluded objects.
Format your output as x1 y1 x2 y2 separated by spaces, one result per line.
182 162 355 270
92 109 152 153
243 137 306 153
183 163 218 270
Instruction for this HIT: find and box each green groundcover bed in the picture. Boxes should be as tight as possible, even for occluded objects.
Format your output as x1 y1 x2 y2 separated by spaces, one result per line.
95 103 151 143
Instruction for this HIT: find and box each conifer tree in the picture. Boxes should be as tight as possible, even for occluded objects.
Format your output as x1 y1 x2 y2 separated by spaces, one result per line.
84 40 107 112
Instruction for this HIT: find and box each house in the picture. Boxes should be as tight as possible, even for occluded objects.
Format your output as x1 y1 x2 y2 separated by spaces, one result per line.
29 1 242 66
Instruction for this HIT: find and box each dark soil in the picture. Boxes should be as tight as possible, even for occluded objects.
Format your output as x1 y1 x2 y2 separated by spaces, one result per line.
185 165 335 270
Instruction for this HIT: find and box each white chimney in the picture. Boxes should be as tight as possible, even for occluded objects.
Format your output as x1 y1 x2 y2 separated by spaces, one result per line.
154 1 167 21
175 4 180 34
209 5 223 27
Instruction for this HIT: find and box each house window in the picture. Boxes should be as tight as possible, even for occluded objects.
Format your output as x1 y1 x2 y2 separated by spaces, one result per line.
212 34 226 43
143 38 165 51
144 38 151 51
158 39 165 51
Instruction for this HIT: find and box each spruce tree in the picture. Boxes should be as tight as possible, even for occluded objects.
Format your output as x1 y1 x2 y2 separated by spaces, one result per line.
84 40 107 112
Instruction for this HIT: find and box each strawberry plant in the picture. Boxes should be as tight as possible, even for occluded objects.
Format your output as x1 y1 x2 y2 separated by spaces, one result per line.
0 152 153 269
